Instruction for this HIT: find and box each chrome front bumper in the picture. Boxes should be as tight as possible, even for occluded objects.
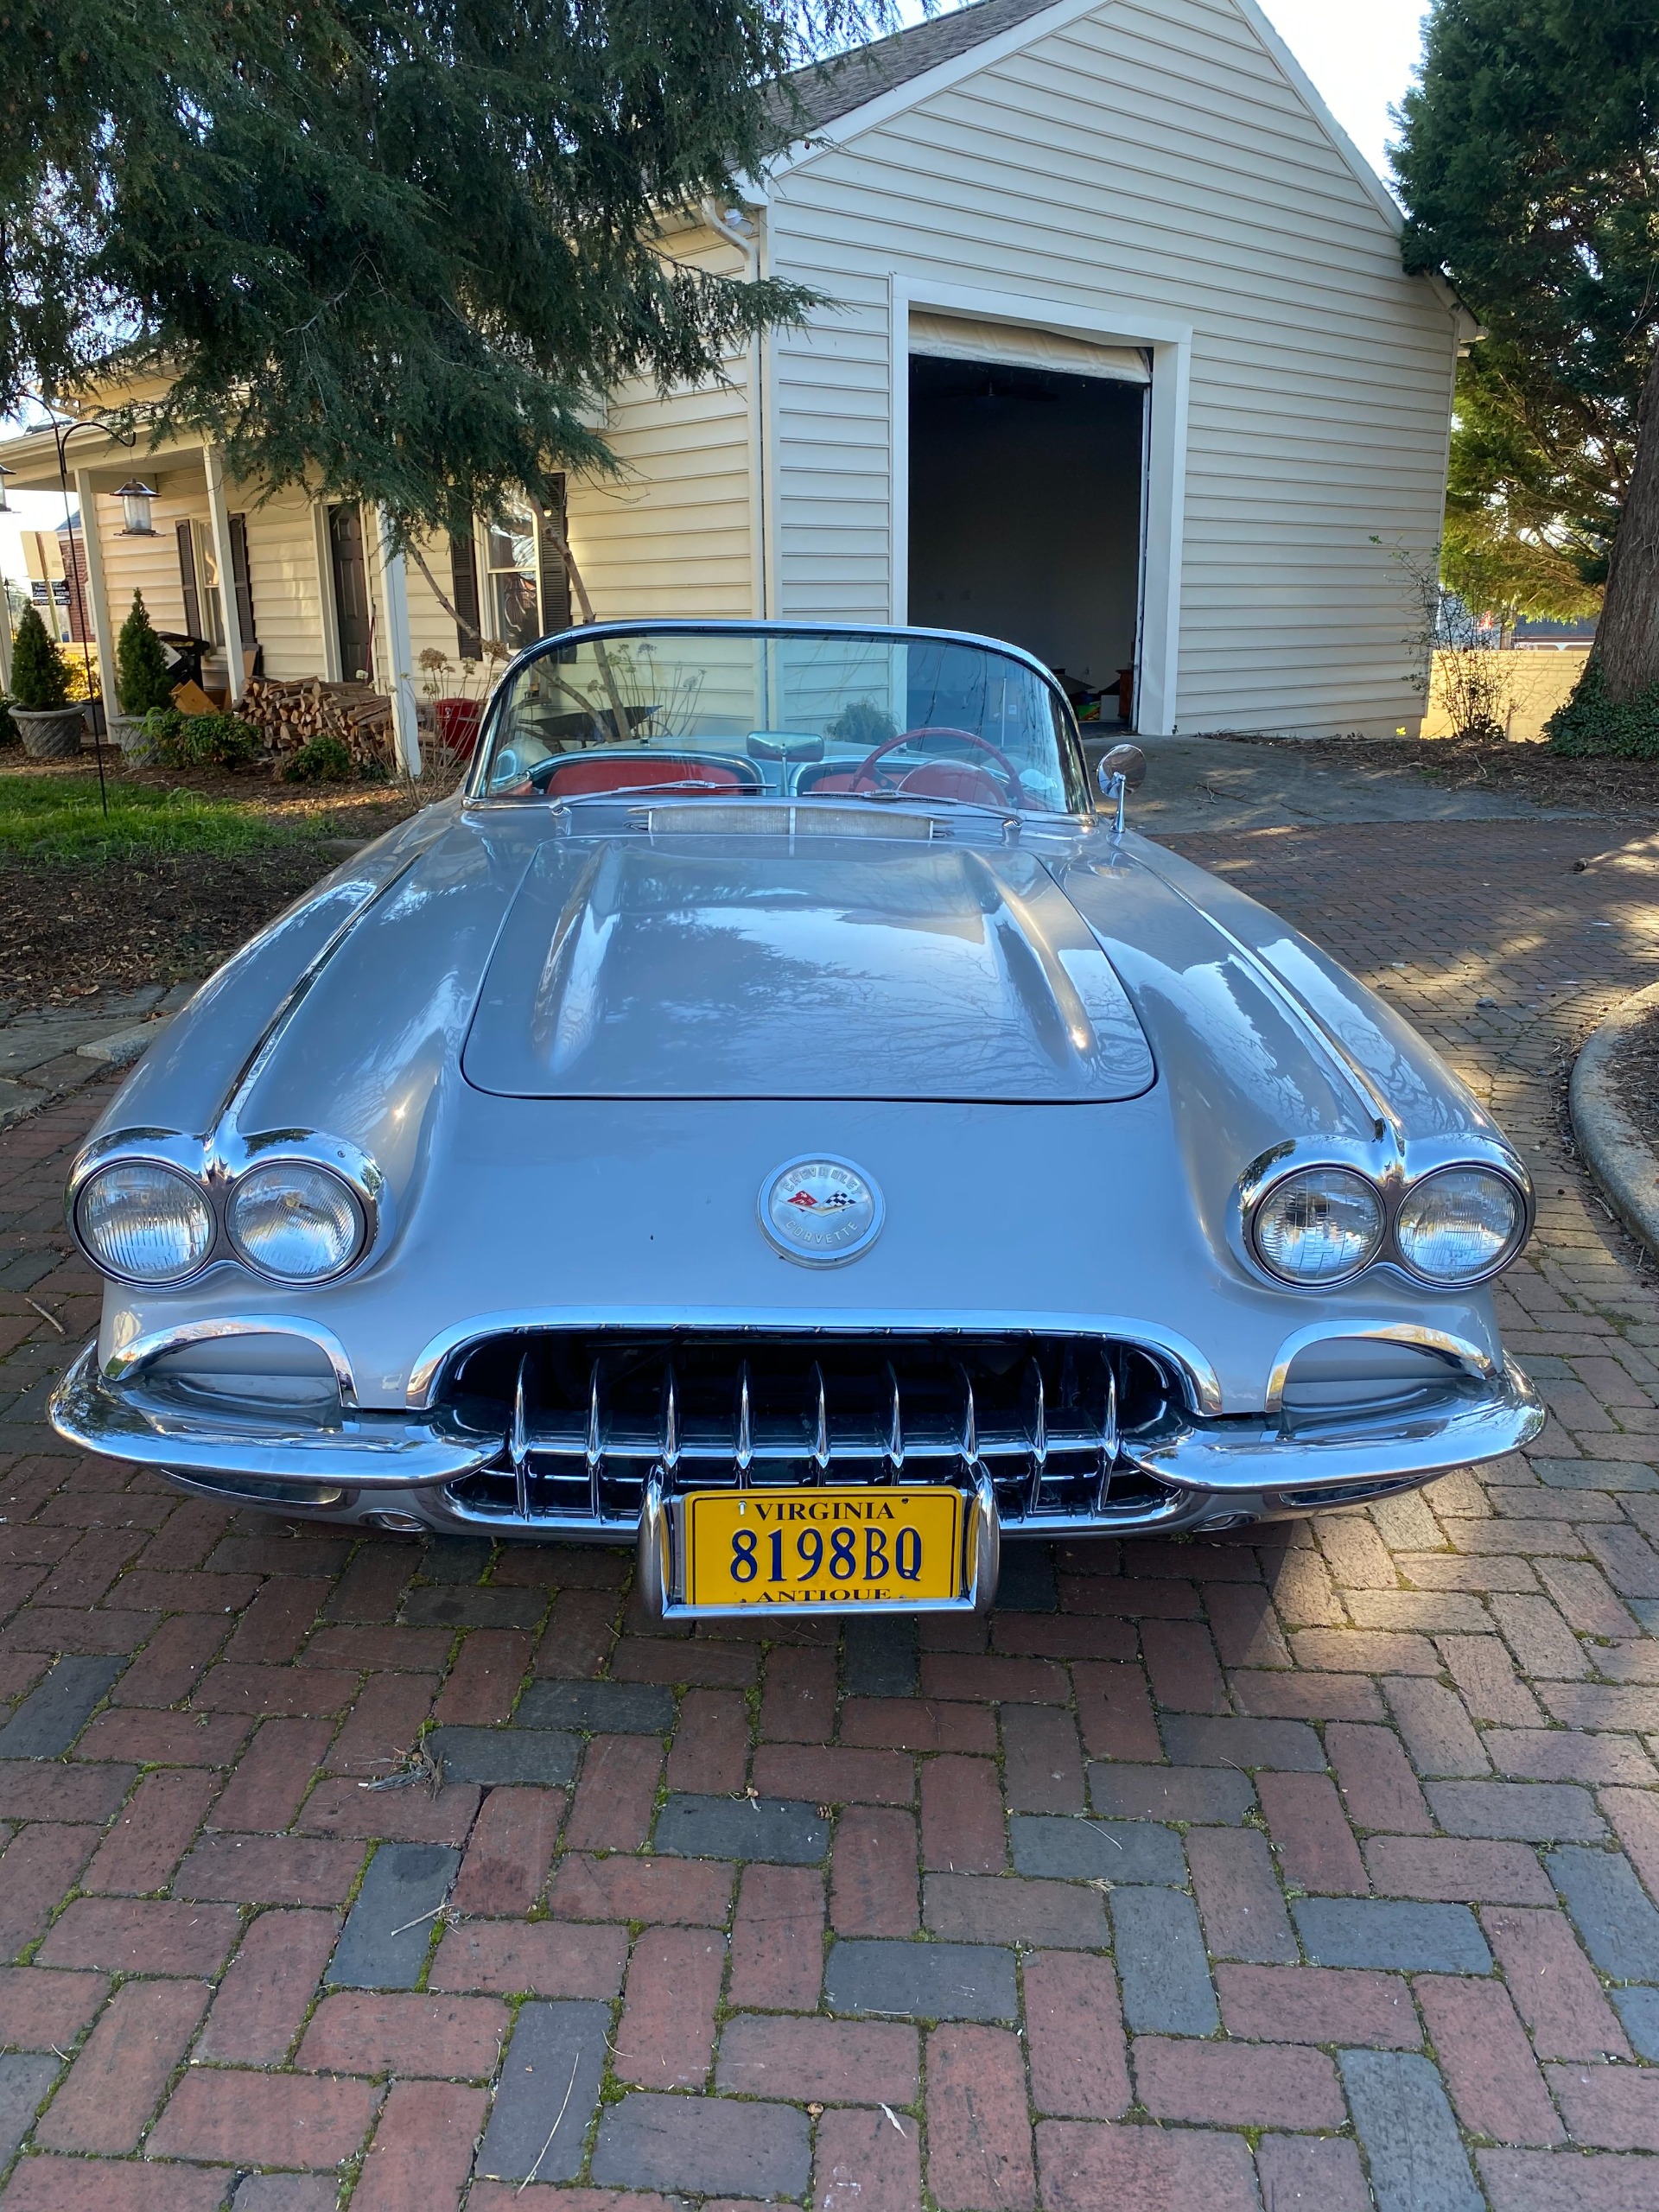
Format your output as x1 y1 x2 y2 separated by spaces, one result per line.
51 1340 1544 1538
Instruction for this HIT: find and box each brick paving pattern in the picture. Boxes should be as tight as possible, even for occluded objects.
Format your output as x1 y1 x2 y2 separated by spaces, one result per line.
0 815 1657 2208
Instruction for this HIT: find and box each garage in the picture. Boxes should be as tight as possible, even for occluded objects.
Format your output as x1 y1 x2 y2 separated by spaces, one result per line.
906 314 1148 724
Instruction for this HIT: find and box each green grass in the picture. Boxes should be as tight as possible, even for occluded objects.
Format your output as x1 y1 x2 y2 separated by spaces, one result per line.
0 776 327 864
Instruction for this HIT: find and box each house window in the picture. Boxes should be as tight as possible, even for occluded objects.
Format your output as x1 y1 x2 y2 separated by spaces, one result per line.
486 515 541 654
175 518 224 645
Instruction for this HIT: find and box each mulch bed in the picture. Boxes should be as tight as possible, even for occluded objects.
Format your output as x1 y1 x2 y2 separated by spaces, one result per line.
0 846 357 1008
0 747 426 1013
1215 729 1659 814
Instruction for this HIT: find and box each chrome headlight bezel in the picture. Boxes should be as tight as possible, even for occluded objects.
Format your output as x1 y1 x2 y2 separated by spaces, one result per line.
73 1157 217 1287
1391 1163 1530 1287
1247 1164 1389 1288
1239 1145 1533 1294
225 1159 368 1286
67 1128 383 1290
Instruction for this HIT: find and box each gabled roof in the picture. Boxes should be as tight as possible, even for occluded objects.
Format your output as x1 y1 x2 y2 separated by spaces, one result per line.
779 0 1058 133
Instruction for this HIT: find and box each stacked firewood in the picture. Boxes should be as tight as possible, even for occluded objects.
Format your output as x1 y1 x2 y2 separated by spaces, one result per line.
240 677 397 772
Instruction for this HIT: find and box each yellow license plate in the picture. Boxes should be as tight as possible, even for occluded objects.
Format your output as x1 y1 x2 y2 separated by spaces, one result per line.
682 1488 964 1609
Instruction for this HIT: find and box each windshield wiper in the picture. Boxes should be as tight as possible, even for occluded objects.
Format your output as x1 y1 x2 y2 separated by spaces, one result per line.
558 779 741 804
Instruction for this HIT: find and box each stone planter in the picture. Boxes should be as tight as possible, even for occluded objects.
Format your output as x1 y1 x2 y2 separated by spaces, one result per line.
105 714 143 752
13 706 88 760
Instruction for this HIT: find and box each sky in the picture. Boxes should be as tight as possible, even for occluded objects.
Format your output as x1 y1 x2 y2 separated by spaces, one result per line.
2 0 1429 604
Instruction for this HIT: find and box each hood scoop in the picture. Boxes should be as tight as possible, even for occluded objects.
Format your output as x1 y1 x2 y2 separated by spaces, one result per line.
461 836 1155 1103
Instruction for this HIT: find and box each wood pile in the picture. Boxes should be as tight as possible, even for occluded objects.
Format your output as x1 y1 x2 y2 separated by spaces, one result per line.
240 677 397 772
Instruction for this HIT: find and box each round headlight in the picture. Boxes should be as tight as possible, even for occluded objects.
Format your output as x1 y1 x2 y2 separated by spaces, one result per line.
1253 1166 1385 1286
1395 1166 1526 1284
227 1161 365 1283
77 1161 214 1284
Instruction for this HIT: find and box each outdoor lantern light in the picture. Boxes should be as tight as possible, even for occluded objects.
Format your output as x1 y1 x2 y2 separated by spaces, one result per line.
113 479 157 535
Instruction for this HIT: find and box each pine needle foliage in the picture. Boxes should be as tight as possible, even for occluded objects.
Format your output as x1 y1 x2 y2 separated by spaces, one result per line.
9 605 73 711
1393 0 1659 621
1 0 893 539
115 591 174 717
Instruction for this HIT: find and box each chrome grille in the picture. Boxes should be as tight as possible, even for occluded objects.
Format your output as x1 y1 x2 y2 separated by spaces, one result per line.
438 1332 1182 1531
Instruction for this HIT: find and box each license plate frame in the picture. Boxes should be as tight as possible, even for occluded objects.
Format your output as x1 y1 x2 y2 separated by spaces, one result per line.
671 1485 972 1616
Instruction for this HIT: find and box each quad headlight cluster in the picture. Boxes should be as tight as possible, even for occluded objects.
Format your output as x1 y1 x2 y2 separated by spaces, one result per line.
1248 1161 1528 1289
73 1153 371 1288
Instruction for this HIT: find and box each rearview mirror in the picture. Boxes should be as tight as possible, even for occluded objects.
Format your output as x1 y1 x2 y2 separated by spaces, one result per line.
1097 743 1147 794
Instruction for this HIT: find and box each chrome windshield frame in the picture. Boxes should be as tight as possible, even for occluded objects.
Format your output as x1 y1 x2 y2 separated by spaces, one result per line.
464 618 1093 815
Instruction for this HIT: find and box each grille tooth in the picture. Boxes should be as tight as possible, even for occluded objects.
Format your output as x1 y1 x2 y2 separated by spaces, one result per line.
662 1362 681 1477
810 1363 830 1480
886 1362 905 1478
1024 1355 1048 1516
1096 1360 1119 1514
957 1363 980 1474
511 1352 532 1522
735 1360 753 1478
585 1358 604 1517
442 1331 1182 1534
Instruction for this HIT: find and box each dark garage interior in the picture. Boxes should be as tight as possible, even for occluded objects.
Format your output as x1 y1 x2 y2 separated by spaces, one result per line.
906 353 1145 719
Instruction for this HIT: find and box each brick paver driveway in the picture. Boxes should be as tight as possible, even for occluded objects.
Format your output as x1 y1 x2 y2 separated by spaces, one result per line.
4 816 1659 2212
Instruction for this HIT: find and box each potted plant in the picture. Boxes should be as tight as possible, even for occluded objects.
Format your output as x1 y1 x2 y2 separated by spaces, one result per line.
113 590 175 746
8 606 85 758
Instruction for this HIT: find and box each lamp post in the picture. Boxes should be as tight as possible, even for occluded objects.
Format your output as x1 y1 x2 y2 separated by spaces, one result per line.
42 410 137 817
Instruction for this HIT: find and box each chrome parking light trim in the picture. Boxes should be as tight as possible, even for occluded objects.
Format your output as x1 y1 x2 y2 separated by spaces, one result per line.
1263 1319 1498 1416
50 1342 492 1490
101 1314 359 1404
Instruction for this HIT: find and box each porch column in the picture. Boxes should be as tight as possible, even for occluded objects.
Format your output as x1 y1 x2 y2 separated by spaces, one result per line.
202 445 247 704
375 511 422 777
72 470 119 729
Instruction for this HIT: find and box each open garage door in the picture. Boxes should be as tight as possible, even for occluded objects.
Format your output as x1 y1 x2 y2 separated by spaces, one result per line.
907 313 1147 726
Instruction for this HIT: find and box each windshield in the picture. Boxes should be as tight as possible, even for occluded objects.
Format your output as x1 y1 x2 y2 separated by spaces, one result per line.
476 626 1088 814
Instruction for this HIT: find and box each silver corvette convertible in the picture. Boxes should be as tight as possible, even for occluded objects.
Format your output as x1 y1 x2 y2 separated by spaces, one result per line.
51 621 1543 1617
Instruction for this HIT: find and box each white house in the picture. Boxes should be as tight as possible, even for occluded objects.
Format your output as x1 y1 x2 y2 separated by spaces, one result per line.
0 0 1469 760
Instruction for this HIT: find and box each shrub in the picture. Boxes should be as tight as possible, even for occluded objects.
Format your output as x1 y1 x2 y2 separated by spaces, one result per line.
283 734 354 782
115 591 175 717
140 705 262 771
1545 658 1659 758
10 606 72 710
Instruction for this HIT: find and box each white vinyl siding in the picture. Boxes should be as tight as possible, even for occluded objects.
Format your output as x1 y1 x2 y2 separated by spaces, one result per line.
566 224 756 622
238 483 327 682
764 0 1456 735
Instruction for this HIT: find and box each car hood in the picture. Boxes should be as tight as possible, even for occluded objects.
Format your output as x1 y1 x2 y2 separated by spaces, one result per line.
460 835 1157 1103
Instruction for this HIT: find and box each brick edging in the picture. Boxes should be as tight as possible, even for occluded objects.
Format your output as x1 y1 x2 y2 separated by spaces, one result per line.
1569 976 1659 1259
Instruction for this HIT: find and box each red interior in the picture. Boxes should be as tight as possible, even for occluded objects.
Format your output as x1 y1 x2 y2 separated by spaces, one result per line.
538 756 753 798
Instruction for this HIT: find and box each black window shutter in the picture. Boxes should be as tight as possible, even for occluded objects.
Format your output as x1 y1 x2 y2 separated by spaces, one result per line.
536 476 572 638
228 514 257 641
176 519 202 638
449 530 481 660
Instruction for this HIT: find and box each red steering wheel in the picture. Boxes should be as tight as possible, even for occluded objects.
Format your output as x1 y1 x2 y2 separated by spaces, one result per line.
854 726 1025 804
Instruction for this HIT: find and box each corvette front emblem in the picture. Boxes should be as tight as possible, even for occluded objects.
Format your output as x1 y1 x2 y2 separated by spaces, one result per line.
760 1156 884 1265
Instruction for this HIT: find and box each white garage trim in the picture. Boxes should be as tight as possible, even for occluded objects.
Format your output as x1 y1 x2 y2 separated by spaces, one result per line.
890 275 1191 735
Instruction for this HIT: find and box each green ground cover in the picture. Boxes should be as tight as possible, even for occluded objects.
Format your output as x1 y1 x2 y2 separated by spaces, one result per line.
0 776 326 864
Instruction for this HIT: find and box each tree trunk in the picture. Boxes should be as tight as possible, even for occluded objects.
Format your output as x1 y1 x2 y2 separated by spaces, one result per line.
1593 346 1659 698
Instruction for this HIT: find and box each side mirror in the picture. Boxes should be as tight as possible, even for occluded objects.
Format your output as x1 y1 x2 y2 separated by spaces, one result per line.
1097 743 1147 794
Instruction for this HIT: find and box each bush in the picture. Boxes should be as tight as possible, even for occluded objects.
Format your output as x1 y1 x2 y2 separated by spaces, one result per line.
10 605 72 710
1545 658 1659 758
140 705 262 771
115 591 175 717
283 734 354 783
